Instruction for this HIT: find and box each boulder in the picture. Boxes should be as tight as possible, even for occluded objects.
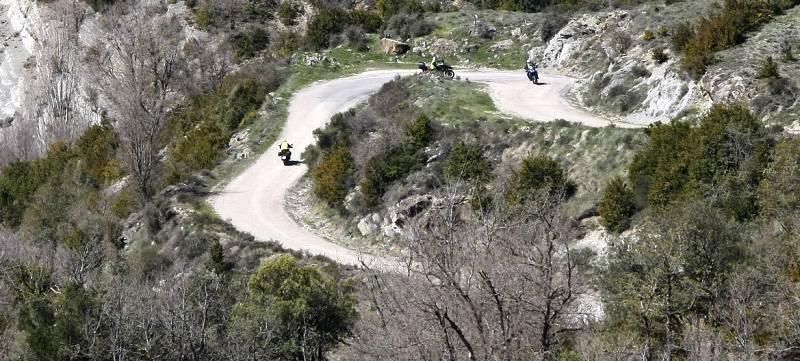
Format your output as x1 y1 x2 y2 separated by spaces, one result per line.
429 38 458 57
357 213 381 236
380 38 410 55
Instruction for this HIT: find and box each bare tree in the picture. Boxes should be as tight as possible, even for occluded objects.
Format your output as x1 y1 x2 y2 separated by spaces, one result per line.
350 185 590 361
95 3 184 199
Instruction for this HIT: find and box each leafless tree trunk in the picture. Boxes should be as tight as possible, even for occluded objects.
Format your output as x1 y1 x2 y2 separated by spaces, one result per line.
95 3 183 199
350 185 590 361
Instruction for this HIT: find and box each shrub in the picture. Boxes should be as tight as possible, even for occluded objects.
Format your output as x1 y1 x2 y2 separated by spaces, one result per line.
652 47 669 64
679 0 792 79
656 25 669 37
631 64 651 78
350 10 383 33
757 56 780 79
312 146 353 208
194 5 213 28
385 13 434 40
642 30 655 41
506 154 576 205
540 15 568 42
361 145 422 209
76 124 121 185
406 114 434 149
445 141 491 183
670 22 694 52
306 7 348 49
628 104 770 220
231 26 270 61
376 0 423 19
598 176 636 233
277 0 303 26
781 40 796 62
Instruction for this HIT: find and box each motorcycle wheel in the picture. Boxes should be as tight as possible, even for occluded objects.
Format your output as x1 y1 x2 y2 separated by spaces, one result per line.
444 70 455 79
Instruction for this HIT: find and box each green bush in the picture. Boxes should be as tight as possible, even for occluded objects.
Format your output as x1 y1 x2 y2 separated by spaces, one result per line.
306 7 348 49
406 114 434 148
757 56 780 79
679 0 793 79
598 176 636 233
384 13 434 40
628 104 771 220
277 0 303 26
350 10 383 33
652 47 669 64
76 124 121 185
670 22 693 52
194 5 214 28
445 141 491 183
231 26 270 61
642 30 655 41
376 0 424 19
312 146 353 208
506 154 576 205
361 145 422 209
540 15 568 42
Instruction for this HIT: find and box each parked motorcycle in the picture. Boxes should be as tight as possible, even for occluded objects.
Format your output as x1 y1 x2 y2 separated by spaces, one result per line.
418 61 455 79
525 63 539 85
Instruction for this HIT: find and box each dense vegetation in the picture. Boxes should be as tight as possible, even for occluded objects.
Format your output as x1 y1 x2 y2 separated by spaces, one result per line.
676 0 800 78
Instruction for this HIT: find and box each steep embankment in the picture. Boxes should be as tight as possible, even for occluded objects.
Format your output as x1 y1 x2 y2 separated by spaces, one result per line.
210 69 631 267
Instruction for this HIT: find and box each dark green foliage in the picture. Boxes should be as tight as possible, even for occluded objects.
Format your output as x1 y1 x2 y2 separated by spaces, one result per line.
445 141 491 183
506 154 576 205
781 40 796 62
169 68 285 181
680 0 797 79
384 13 434 40
361 145 423 209
670 22 694 52
652 47 669 64
406 114 434 148
603 204 745 354
540 14 568 42
312 146 354 208
757 56 780 79
277 0 304 26
306 7 349 49
236 255 357 360
0 143 75 228
231 26 270 61
350 10 383 33
76 124 121 185
376 0 424 19
628 104 771 221
598 176 636 233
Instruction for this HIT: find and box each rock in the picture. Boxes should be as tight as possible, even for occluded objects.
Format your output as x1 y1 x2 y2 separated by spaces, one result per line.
412 46 425 55
462 43 480 54
471 20 496 39
489 39 514 53
0 117 12 128
429 38 458 57
511 27 522 38
535 10 631 70
380 38 410 55
357 214 380 236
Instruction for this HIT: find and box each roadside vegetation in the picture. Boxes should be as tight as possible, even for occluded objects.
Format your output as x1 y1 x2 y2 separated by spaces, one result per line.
1 0 800 360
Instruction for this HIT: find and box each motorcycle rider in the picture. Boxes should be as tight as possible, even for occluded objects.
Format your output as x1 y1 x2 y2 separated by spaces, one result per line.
431 56 444 71
278 139 292 152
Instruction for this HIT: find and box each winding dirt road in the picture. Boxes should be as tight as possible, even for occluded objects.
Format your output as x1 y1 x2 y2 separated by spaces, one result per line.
210 69 630 268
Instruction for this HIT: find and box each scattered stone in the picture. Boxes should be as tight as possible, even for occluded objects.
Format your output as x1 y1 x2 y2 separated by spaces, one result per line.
429 38 458 57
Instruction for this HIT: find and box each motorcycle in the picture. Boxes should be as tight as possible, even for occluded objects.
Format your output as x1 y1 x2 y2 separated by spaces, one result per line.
418 61 455 79
278 148 292 165
524 64 539 85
